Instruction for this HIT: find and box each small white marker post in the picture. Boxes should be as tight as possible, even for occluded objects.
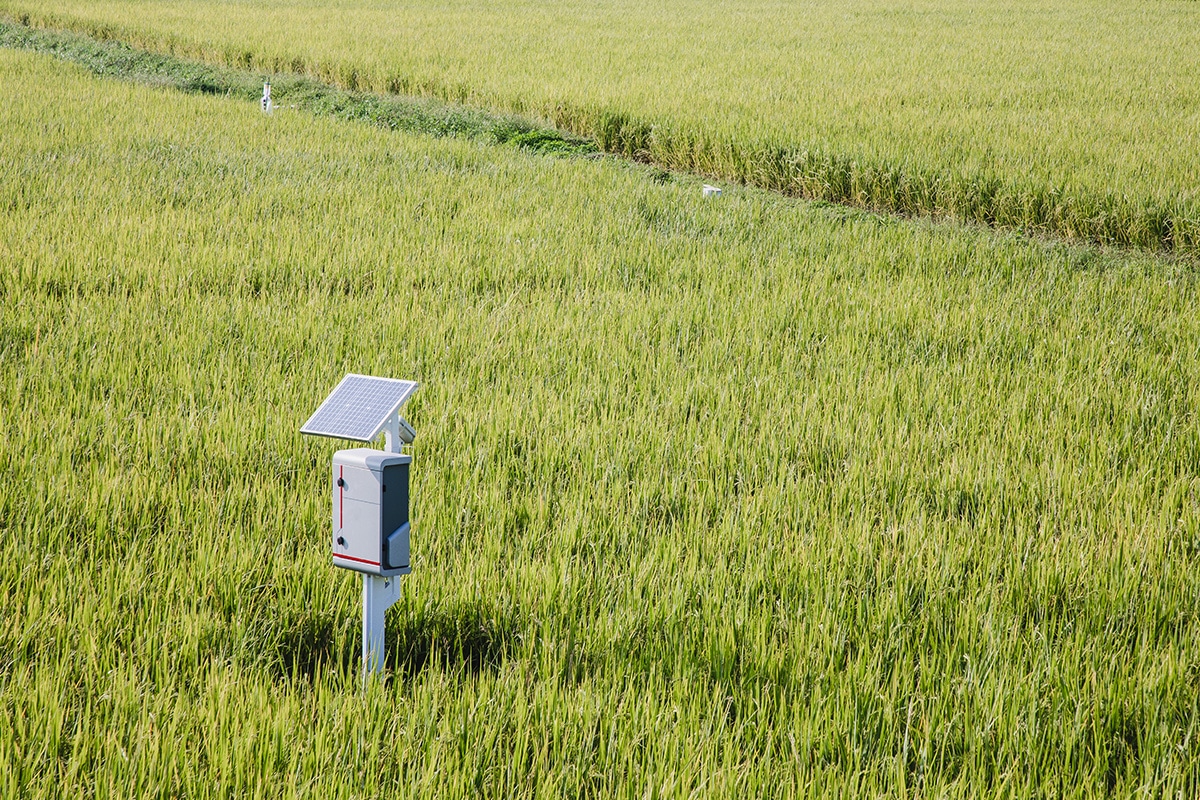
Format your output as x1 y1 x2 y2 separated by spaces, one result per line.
261 81 273 114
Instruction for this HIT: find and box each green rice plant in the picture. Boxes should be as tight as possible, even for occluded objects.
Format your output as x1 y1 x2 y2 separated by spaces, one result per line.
2 47 1200 798
3 0 1199 253
0 20 595 156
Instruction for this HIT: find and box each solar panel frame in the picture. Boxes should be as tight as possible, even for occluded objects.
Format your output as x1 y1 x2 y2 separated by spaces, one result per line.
300 374 419 442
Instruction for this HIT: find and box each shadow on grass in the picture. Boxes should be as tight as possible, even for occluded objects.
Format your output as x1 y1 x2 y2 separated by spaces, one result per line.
386 604 519 677
269 602 520 682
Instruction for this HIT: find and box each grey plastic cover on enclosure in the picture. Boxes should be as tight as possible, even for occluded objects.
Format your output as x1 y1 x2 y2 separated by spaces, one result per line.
300 374 419 442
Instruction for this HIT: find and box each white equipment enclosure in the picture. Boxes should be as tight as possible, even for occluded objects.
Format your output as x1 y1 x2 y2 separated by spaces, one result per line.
330 448 410 577
301 374 419 678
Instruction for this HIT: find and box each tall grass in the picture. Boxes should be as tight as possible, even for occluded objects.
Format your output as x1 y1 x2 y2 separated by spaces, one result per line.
2 0 1199 254
0 20 595 156
2 48 1200 797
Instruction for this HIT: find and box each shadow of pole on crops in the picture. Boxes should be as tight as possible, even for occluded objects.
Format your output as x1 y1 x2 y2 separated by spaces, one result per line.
266 602 520 682
385 602 520 678
267 612 354 682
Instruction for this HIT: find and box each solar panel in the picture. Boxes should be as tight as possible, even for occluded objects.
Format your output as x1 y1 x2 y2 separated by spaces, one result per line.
300 374 419 442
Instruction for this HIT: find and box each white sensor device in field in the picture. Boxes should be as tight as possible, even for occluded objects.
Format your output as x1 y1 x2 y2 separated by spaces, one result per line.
261 82 273 114
301 374 420 678
331 448 411 576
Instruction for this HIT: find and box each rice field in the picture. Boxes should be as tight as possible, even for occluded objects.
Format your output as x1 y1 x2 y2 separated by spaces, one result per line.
3 13 1200 800
4 0 1200 252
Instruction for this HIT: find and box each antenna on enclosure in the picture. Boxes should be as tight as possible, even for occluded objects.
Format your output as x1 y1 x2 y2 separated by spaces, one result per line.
301 374 420 681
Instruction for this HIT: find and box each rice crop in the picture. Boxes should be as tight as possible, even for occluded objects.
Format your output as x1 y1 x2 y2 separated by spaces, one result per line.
2 44 1200 798
3 0 1199 253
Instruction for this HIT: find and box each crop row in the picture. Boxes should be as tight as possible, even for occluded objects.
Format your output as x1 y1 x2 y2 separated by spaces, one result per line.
3 0 1199 255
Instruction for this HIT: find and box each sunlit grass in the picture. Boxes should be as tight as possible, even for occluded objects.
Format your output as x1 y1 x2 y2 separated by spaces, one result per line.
3 0 1199 252
2 47 1199 797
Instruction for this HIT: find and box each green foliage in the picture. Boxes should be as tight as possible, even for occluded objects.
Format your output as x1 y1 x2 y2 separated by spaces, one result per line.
2 0 1199 254
3 43 1200 800
508 129 596 157
0 19 595 156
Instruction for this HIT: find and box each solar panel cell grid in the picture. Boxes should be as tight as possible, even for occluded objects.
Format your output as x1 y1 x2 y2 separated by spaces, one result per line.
300 374 418 442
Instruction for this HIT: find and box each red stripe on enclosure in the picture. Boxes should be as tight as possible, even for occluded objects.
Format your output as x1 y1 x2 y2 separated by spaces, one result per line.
334 553 380 567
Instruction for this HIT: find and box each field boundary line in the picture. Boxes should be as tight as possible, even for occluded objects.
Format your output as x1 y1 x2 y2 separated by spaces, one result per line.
0 17 595 158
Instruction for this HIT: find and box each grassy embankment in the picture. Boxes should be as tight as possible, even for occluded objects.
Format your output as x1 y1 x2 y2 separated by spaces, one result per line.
0 20 594 157
2 41 1200 798
3 0 1200 254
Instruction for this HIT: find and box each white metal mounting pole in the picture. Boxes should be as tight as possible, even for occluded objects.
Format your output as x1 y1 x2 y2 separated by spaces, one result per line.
362 573 400 679
363 413 405 681
384 416 401 454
